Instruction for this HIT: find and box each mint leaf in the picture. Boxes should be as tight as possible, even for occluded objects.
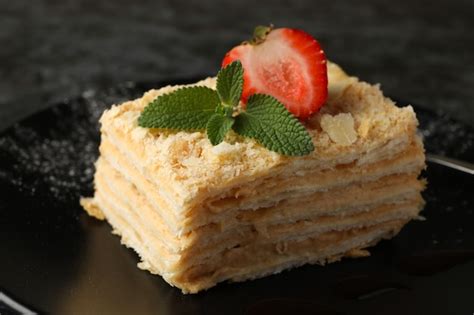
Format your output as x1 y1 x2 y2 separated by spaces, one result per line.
232 94 314 156
206 113 234 145
138 86 219 130
216 60 244 108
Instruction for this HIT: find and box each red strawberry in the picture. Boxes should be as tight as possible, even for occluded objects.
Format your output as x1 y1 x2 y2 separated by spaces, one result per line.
222 26 328 120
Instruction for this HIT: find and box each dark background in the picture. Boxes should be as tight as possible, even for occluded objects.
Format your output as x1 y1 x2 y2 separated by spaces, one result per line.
1 0 473 131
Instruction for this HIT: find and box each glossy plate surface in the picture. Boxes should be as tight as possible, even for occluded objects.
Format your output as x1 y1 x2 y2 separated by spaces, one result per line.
0 80 473 315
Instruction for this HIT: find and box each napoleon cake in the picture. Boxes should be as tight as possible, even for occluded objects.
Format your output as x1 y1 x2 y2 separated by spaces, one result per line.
81 26 425 294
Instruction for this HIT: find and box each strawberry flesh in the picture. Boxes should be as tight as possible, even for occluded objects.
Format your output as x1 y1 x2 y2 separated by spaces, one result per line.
222 28 328 120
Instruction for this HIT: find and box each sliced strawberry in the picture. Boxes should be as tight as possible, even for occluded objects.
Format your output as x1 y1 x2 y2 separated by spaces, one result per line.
222 27 328 120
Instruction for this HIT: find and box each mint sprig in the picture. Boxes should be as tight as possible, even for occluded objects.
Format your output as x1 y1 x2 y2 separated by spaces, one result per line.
138 61 314 156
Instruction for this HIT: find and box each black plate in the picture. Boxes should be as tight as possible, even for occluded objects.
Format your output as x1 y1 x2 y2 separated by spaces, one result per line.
0 79 473 315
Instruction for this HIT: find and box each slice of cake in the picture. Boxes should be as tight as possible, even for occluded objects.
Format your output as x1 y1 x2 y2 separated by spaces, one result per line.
81 26 426 293
81 61 425 293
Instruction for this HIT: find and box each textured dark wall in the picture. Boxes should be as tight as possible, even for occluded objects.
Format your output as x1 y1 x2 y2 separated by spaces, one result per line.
1 0 473 131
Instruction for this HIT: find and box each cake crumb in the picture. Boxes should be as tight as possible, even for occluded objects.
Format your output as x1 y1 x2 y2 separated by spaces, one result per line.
80 197 105 220
320 113 358 145
346 248 370 258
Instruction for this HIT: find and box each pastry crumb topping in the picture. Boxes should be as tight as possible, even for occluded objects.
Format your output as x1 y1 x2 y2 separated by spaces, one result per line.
320 113 358 146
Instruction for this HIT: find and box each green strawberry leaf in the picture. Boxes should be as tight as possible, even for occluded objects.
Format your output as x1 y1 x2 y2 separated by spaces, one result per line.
138 86 219 130
206 113 235 145
216 60 244 109
232 94 314 156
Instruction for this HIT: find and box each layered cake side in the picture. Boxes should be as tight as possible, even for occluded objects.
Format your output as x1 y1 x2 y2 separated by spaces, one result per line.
81 62 426 293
